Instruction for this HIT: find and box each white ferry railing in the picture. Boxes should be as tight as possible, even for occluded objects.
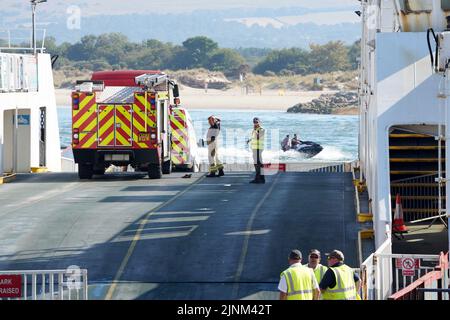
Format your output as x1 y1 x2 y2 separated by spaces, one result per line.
361 234 441 300
0 269 88 300
0 28 46 53
388 252 449 300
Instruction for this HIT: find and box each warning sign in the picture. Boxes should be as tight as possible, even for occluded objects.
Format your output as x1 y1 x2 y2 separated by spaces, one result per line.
0 275 22 298
396 258 420 276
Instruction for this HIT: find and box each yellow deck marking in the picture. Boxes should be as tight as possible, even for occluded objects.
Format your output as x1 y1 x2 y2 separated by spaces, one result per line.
105 175 206 300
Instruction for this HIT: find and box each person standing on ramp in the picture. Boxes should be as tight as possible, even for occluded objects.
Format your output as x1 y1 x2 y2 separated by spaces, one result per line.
206 115 224 178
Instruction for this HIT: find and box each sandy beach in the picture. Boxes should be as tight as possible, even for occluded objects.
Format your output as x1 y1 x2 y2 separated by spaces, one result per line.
55 87 329 111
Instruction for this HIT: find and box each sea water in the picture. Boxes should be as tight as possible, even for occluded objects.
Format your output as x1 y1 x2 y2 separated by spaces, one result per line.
58 107 358 163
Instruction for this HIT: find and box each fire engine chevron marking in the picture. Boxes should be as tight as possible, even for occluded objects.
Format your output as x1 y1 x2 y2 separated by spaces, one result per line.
170 116 186 133
78 109 98 132
135 95 156 128
73 103 96 129
98 106 115 147
172 129 187 147
115 107 132 146
73 95 95 125
79 132 97 149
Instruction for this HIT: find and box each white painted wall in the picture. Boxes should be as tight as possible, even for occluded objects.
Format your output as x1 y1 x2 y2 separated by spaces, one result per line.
368 32 445 246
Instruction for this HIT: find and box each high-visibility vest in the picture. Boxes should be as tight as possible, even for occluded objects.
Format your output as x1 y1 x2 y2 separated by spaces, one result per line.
251 127 265 150
321 264 357 300
280 265 315 300
305 264 328 284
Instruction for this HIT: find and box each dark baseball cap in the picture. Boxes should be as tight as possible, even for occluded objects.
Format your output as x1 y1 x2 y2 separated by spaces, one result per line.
289 249 302 260
327 250 344 261
309 249 321 257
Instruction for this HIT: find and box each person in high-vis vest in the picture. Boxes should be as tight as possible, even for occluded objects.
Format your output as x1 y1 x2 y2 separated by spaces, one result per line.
247 117 265 184
319 250 361 300
305 249 328 284
206 116 224 178
278 250 320 300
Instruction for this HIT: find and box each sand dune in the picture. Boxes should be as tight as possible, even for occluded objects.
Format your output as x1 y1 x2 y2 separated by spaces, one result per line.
55 87 326 111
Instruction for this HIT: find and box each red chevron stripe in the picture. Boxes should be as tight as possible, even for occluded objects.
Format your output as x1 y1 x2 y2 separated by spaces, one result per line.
174 116 186 127
133 110 145 128
99 109 114 128
116 127 131 144
78 132 96 148
99 123 115 143
134 97 146 110
116 109 131 127
149 113 156 124
78 109 98 132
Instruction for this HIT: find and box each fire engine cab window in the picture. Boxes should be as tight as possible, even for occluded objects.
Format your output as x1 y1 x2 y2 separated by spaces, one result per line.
400 0 433 13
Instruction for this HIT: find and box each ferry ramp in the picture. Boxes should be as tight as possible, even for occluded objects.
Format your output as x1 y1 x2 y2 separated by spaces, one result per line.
0 171 358 300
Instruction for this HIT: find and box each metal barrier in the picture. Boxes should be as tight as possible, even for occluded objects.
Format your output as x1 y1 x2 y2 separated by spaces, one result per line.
388 252 449 300
0 269 88 300
308 162 351 173
361 235 391 300
391 173 446 223
361 236 442 300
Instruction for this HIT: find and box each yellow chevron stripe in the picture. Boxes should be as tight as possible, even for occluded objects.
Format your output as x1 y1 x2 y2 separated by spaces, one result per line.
173 108 186 120
116 106 132 146
99 116 114 137
79 94 94 109
83 116 97 132
133 113 145 132
172 158 181 165
171 116 186 133
133 102 156 130
136 95 157 128
172 129 188 147
74 106 96 129
81 134 97 149
101 131 114 146
116 132 129 146
172 142 184 154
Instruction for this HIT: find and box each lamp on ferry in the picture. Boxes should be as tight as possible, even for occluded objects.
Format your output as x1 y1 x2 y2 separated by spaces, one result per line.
30 0 47 55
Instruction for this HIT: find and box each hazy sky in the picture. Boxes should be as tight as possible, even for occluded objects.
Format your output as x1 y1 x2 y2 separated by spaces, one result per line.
5 0 358 16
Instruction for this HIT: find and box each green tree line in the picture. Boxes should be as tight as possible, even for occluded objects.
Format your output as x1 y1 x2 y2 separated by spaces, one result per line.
44 33 360 77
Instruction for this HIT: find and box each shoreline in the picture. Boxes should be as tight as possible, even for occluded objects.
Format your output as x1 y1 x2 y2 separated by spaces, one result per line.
55 88 358 115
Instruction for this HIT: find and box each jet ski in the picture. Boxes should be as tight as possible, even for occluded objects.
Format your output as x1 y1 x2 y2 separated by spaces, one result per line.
282 141 323 158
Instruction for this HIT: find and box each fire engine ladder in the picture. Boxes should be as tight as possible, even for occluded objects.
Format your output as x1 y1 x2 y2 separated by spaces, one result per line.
135 73 169 88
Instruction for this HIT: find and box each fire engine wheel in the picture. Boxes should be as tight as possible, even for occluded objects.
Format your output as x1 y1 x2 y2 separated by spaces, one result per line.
78 164 94 180
162 159 172 174
148 164 163 179
93 167 105 175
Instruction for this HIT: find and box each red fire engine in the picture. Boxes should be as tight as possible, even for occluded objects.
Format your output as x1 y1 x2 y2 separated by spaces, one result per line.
71 70 179 179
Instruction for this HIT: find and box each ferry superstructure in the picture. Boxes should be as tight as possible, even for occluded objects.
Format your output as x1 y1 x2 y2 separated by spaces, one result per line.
0 42 61 175
359 0 449 299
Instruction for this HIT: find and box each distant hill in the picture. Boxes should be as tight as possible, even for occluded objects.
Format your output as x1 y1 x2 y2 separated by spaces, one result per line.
0 5 360 49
